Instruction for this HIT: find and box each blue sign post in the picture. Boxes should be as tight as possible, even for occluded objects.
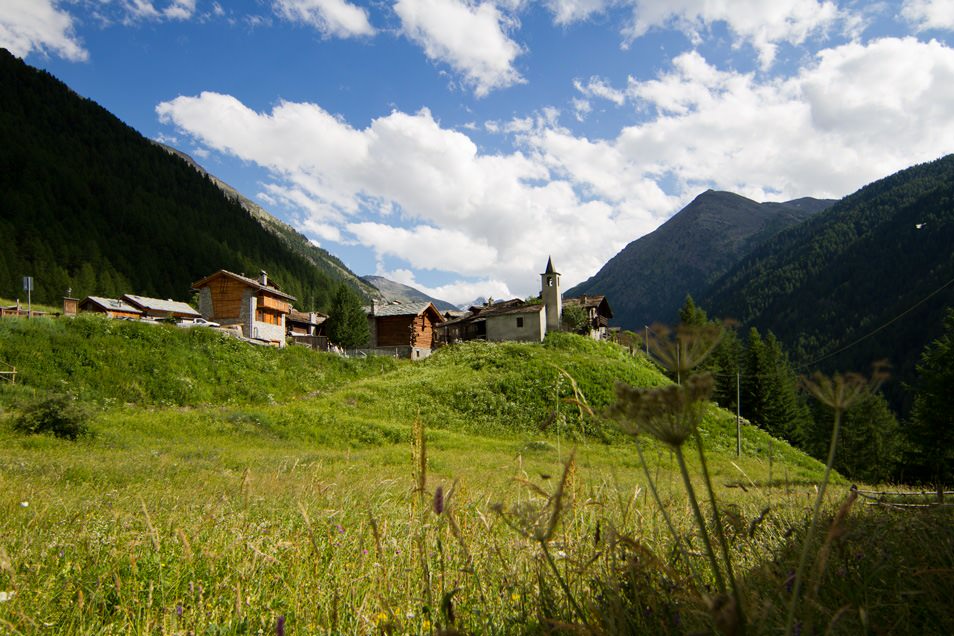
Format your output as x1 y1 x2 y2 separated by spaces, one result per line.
23 276 33 318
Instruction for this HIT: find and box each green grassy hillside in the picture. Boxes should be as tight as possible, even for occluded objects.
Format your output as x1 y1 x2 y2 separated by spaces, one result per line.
1 318 950 634
0 315 395 406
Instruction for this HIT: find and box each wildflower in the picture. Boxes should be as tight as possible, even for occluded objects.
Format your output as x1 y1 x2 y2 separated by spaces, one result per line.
373 611 389 626
801 361 889 411
19 501 28 508
335 524 345 534
611 373 715 447
176 604 183 617
0 591 15 602
276 615 285 636
645 322 724 377
510 592 521 602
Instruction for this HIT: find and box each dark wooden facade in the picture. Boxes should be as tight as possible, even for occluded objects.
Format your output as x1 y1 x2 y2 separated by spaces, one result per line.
369 302 443 356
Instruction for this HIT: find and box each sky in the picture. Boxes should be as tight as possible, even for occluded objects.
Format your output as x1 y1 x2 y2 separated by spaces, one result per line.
3 0 954 306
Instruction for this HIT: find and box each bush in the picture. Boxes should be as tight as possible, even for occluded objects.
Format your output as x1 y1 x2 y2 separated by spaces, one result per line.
13 394 91 440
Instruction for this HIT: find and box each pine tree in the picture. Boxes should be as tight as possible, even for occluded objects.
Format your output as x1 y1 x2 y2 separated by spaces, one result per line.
327 283 371 348
807 393 901 483
678 294 708 326
907 308 954 485
741 328 810 442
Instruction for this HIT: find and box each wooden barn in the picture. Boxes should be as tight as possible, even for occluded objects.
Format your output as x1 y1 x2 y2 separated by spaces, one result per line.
79 296 143 319
368 301 443 359
191 270 295 347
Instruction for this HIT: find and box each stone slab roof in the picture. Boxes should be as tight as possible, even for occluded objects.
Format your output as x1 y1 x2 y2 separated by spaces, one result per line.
122 294 201 317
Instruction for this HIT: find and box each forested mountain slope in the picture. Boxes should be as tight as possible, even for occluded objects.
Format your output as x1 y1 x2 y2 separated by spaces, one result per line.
159 143 379 301
703 154 954 413
0 48 365 310
567 191 832 329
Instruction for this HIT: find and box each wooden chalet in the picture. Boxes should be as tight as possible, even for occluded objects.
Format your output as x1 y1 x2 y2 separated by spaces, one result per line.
562 294 613 339
287 310 328 350
79 296 143 319
368 301 443 359
191 270 296 347
122 294 202 320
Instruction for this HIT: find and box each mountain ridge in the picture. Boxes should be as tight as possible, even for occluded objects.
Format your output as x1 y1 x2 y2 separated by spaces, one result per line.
566 190 834 329
361 275 458 312
701 154 954 414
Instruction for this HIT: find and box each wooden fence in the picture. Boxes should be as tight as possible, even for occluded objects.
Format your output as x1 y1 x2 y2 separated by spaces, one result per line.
0 361 16 384
855 488 954 509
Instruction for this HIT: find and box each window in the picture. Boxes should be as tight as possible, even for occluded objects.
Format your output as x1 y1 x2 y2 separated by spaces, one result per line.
517 317 524 328
547 277 554 287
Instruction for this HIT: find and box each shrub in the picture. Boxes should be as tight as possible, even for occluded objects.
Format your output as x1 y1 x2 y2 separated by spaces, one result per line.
13 394 92 440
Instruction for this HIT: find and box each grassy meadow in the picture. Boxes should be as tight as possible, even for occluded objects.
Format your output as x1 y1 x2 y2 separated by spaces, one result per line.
0 316 951 634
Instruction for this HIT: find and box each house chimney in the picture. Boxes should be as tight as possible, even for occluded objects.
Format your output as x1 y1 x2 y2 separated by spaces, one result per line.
259 270 268 286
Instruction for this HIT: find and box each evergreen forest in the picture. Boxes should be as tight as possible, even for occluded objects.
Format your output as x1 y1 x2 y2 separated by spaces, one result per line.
0 48 364 311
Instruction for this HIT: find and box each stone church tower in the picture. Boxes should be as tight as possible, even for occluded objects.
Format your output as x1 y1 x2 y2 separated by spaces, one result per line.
541 256 562 333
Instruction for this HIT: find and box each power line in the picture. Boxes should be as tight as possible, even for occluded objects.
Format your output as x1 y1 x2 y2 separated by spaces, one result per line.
793 271 954 371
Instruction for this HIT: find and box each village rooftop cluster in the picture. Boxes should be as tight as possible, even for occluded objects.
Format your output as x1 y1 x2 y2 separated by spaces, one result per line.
3 260 613 359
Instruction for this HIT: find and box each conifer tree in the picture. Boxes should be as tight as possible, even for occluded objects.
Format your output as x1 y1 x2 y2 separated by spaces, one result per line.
327 283 370 349
741 327 810 443
806 393 901 483
907 308 954 485
678 294 708 326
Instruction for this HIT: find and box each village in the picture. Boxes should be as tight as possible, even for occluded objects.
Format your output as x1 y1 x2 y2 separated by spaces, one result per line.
2 258 614 360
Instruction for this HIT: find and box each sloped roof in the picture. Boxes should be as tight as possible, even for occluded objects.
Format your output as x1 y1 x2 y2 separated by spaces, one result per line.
122 294 201 316
191 270 297 302
81 296 143 314
288 310 327 325
371 301 442 319
439 299 544 326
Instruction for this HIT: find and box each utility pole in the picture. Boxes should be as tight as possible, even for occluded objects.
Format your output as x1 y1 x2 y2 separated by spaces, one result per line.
736 369 741 457
644 325 649 357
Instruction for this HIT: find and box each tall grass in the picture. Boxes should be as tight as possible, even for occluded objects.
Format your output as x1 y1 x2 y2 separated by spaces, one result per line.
0 325 950 634
0 314 397 406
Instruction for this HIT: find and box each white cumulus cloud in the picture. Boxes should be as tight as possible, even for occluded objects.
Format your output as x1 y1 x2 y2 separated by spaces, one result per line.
545 0 614 25
0 0 87 61
531 37 954 202
156 92 669 296
273 0 376 37
123 0 198 22
902 0 954 32
156 37 954 298
394 0 525 96
549 0 841 69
